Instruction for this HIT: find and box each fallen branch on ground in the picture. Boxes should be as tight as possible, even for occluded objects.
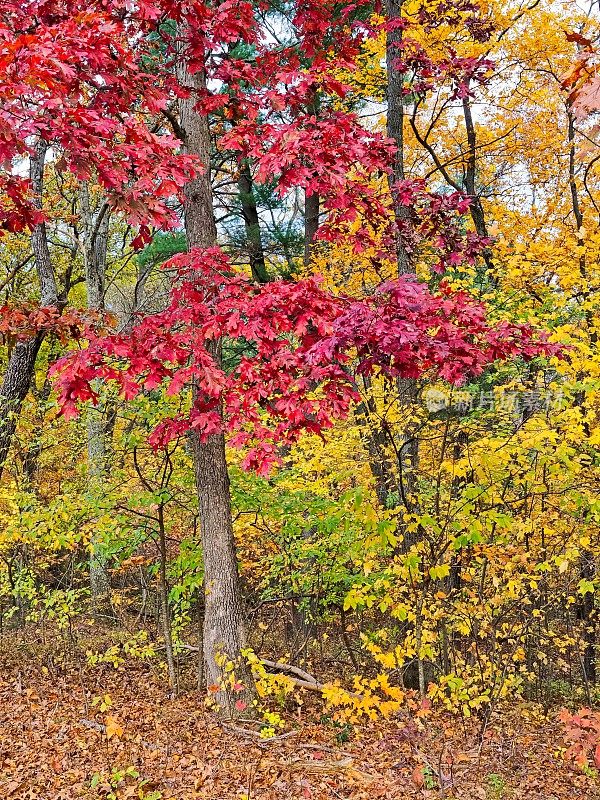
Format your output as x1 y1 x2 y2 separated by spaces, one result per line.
222 723 298 744
170 645 327 693
261 659 325 692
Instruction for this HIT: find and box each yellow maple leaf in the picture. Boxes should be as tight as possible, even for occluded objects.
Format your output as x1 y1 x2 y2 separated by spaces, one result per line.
104 715 124 740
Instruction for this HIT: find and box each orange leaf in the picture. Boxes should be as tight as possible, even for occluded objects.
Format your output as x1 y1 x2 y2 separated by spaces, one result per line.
105 715 124 740
411 764 425 788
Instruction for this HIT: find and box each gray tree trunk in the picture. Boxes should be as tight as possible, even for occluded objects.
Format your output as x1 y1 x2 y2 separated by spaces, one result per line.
386 0 420 534
177 45 256 714
0 338 44 480
0 141 59 481
80 183 113 615
385 0 411 277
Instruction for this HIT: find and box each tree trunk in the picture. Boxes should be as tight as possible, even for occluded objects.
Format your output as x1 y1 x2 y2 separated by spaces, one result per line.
461 91 494 274
353 2 421 523
80 183 113 616
304 190 320 267
190 432 254 710
238 160 269 283
177 43 256 713
581 548 597 689
21 358 55 482
303 94 321 267
157 502 178 693
30 141 60 307
386 0 420 538
385 0 411 276
0 338 43 481
0 140 59 481
87 417 111 610
354 377 398 508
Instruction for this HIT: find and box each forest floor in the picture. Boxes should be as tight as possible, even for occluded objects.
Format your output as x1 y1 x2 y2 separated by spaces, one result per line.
0 635 598 800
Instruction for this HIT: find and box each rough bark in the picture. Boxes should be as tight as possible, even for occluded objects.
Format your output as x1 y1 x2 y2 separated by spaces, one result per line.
354 377 398 508
80 182 113 615
304 191 320 267
238 161 269 283
30 141 60 307
0 141 59 481
177 43 256 713
303 94 321 267
385 0 420 539
189 431 254 709
0 338 44 480
385 0 411 276
461 92 494 274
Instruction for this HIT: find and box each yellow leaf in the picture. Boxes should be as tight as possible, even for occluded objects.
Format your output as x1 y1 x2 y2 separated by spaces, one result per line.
104 715 124 740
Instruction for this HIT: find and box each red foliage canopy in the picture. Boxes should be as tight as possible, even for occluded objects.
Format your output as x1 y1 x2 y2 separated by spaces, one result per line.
0 0 494 250
0 0 197 239
52 248 558 475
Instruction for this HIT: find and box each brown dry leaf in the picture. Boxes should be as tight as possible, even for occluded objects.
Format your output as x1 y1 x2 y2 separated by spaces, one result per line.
2 781 25 797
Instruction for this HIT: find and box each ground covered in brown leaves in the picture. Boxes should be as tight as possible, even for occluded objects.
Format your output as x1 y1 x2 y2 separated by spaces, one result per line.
0 639 598 800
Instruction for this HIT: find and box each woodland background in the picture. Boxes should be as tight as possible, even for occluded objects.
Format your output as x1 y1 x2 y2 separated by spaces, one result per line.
1 0 600 797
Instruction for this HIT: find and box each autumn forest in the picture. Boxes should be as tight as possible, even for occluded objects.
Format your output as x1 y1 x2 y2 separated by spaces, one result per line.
1 0 600 797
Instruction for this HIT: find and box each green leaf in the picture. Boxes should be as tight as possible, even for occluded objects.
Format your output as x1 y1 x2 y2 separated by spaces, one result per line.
578 579 595 596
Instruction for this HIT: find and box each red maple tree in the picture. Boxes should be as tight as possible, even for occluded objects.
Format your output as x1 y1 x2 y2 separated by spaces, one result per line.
52 247 558 474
